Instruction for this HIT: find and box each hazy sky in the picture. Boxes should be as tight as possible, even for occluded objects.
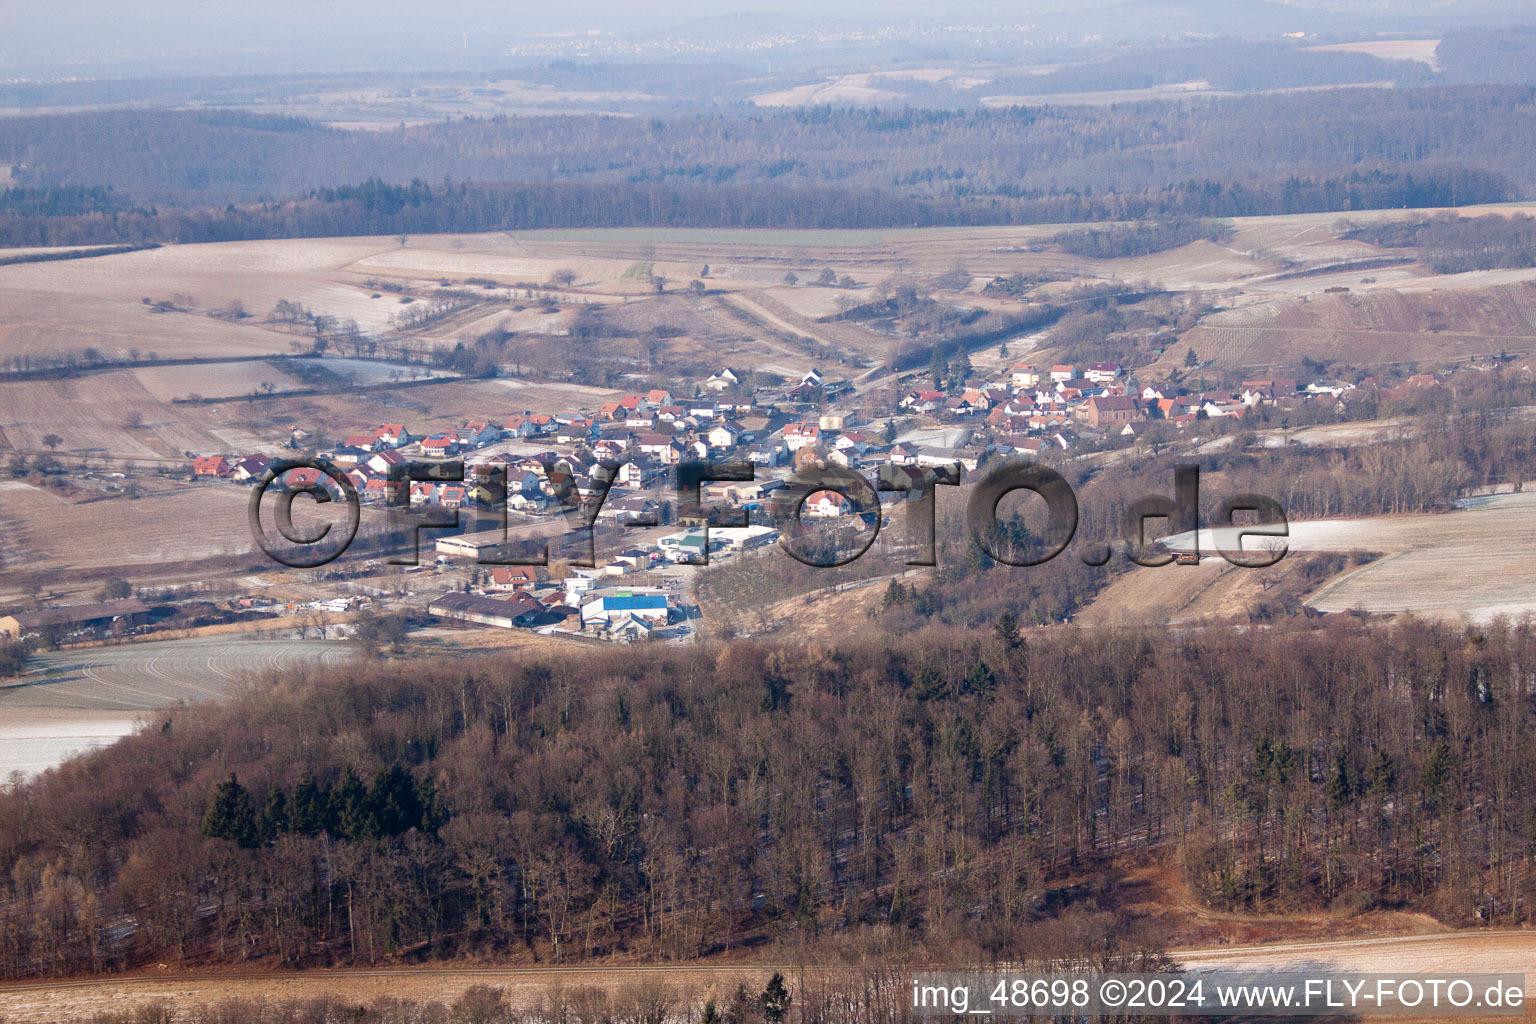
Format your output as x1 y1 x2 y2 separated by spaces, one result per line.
5 0 1525 76
13 0 1016 43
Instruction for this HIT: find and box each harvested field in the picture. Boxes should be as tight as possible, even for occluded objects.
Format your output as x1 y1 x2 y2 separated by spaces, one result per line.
1304 38 1442 69
0 370 291 459
0 636 354 777
1 636 352 712
1079 491 1536 625
131 360 308 402
1150 492 1536 621
0 482 258 572
0 708 138 780
1177 280 1536 369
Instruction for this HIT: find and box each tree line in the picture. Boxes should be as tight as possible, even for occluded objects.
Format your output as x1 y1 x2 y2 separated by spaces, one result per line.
1343 213 1536 273
0 86 1532 244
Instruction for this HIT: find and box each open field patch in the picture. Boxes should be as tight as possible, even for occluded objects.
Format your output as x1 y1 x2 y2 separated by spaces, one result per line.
0 636 353 712
0 483 258 572
1304 38 1442 69
131 360 309 402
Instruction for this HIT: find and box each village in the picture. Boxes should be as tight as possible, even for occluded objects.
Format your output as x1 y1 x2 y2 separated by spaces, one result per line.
137 348 1459 647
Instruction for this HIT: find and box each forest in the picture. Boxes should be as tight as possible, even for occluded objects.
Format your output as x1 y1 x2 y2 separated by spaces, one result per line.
2 610 1534 979
0 85 1532 243
1342 212 1536 273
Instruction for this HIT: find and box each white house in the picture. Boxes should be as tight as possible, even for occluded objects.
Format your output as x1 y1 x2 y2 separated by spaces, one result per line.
1010 364 1042 388
704 367 743 391
803 490 852 517
783 422 821 451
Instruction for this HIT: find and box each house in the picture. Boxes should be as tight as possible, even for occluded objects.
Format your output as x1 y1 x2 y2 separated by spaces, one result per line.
1011 364 1042 388
592 440 630 464
1050 364 1076 382
636 433 681 461
803 489 852 517
599 494 661 525
960 389 994 412
502 414 540 438
367 450 407 476
745 441 788 466
704 367 743 391
581 593 670 627
374 424 411 448
1085 362 1123 384
1082 395 1141 430
700 420 740 450
323 444 370 468
995 435 1045 456
783 422 821 451
486 566 540 591
420 433 464 456
900 390 945 414
229 455 272 482
343 433 379 452
1202 400 1248 419
360 476 399 503
556 420 596 444
611 460 649 488
644 389 673 408
827 447 860 469
192 455 230 477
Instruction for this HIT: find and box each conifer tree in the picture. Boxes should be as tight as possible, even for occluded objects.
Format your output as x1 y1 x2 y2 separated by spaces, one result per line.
201 774 258 849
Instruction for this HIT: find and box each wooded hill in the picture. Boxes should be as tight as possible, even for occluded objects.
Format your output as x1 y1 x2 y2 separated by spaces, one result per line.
2 615 1534 977
0 85 1532 244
